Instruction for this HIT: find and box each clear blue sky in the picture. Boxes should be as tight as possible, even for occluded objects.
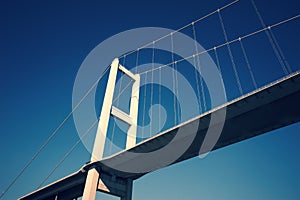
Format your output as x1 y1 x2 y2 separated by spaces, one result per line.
0 0 299 199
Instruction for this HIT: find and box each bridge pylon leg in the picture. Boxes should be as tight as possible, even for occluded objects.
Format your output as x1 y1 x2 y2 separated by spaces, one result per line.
82 58 139 200
82 168 99 200
82 58 119 200
120 179 133 200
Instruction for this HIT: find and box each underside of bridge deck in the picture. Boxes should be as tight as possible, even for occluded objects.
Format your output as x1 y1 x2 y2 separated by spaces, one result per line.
19 71 300 200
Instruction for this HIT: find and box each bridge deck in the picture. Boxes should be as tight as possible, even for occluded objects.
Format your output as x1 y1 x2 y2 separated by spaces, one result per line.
19 71 300 200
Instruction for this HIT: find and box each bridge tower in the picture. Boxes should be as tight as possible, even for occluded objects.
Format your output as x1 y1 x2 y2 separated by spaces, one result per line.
82 58 140 200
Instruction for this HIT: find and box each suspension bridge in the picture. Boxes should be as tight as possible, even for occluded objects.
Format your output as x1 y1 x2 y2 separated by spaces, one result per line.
1 0 299 199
